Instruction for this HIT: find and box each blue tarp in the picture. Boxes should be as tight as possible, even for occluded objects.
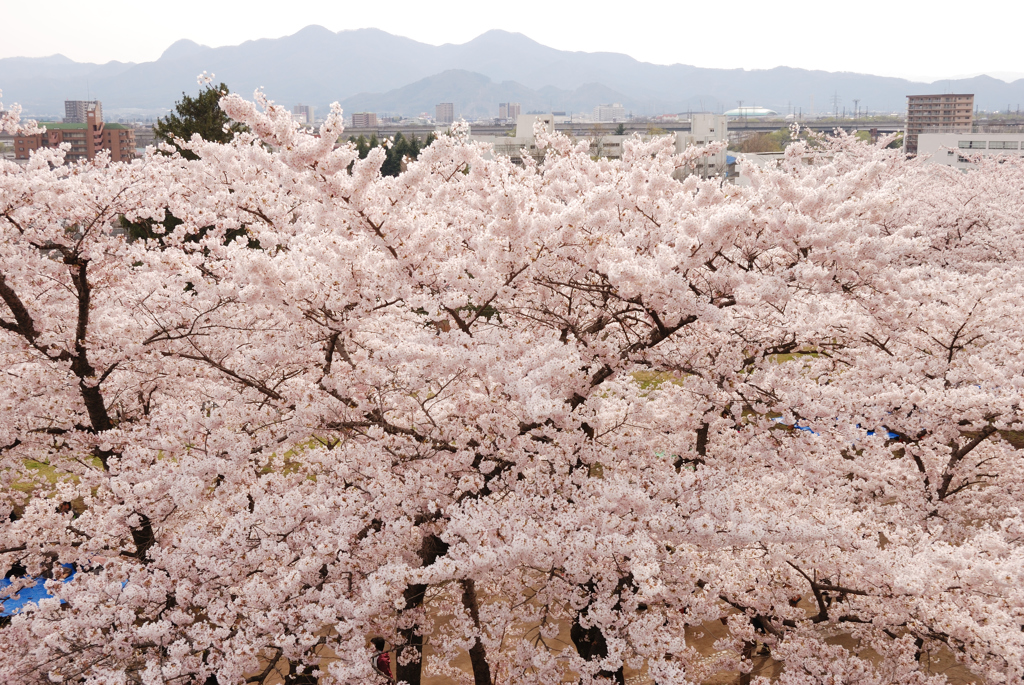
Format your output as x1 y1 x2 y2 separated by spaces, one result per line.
1 566 75 617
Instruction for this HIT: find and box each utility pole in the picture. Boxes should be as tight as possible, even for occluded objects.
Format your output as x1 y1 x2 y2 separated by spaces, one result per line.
853 99 860 120
832 91 841 121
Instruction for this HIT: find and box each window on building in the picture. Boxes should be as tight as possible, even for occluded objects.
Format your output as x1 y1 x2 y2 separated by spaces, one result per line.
958 141 986 149
988 141 1019 150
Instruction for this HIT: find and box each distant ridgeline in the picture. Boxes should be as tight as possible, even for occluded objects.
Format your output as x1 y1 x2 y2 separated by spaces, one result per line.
3 27 1024 118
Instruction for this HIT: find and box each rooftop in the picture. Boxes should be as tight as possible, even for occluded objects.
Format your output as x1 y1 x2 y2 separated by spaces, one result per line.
37 122 86 130
33 122 131 130
724 107 779 117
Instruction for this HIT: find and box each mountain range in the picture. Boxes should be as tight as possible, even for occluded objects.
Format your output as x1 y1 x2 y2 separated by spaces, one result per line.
2 26 1023 119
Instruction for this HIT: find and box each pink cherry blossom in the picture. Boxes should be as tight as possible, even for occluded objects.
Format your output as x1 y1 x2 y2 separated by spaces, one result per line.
1 91 1022 685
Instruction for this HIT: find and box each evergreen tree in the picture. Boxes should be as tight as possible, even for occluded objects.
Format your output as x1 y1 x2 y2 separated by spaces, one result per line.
347 132 436 177
380 133 405 177
154 83 246 161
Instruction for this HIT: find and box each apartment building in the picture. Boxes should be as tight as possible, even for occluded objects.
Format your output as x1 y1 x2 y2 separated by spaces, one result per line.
436 103 455 125
64 99 101 124
351 112 378 128
498 102 521 120
102 124 137 162
905 94 973 155
15 103 135 163
292 104 315 125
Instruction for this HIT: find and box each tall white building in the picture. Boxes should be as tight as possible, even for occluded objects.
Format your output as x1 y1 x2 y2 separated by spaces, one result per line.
592 103 626 122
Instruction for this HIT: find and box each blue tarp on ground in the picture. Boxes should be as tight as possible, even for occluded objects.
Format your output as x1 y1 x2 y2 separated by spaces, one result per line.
1 567 75 617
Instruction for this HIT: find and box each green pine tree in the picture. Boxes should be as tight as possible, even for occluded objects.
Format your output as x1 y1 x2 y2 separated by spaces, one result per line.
126 83 254 247
345 131 436 176
153 83 246 161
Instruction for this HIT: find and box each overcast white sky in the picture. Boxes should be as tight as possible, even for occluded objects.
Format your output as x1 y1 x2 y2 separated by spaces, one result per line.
3 0 1023 83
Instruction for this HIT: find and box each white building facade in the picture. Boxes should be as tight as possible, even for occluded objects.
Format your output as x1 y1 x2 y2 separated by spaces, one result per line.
592 103 626 122
674 113 729 179
916 133 1024 169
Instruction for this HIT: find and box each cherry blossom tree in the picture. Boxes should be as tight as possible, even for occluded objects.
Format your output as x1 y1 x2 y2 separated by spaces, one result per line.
1 88 1023 685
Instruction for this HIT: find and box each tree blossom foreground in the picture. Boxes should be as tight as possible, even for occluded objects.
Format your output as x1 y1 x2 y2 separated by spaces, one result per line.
1 89 1023 685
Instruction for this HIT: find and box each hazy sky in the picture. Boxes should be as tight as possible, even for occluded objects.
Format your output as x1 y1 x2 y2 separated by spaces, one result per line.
3 0 1023 83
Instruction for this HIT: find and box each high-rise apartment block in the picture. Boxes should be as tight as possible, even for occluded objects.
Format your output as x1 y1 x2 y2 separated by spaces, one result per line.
593 103 626 122
351 112 378 128
905 94 973 155
498 103 521 120
436 103 455 125
64 100 101 124
15 102 135 163
292 104 315 125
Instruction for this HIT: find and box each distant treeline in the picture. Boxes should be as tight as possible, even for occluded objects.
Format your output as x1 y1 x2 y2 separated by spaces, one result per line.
348 132 436 177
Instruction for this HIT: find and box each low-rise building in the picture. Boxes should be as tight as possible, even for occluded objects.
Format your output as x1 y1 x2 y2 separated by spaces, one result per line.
916 132 1024 168
472 112 728 180
471 114 554 163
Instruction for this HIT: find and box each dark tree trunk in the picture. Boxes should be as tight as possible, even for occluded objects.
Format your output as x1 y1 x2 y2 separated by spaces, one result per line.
569 578 629 685
461 579 492 685
284 659 319 684
569 617 625 685
395 534 449 685
397 580 427 685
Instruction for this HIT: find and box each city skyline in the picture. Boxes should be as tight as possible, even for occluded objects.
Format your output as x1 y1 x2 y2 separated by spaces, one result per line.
2 0 1023 83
